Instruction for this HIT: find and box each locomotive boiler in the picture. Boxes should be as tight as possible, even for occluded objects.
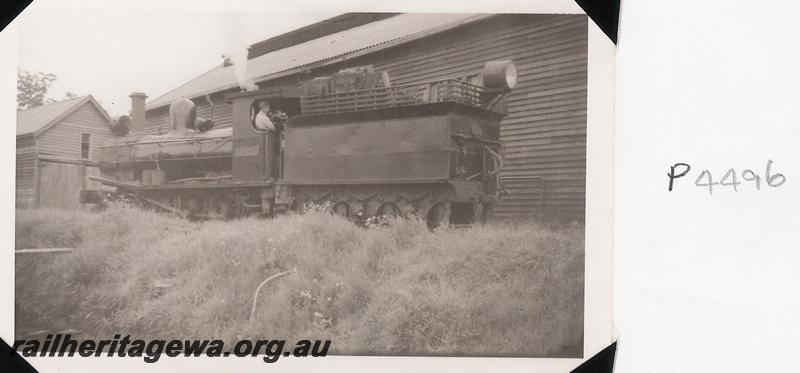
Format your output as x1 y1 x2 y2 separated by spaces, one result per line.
82 60 517 227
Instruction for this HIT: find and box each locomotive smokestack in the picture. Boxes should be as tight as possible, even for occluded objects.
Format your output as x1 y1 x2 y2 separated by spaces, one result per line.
129 92 148 134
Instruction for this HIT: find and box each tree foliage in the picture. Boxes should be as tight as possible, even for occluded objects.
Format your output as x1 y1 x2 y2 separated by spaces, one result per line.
17 70 58 110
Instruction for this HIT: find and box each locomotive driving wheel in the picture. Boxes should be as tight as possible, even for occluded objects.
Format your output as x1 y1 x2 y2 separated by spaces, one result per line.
207 192 230 219
426 202 450 229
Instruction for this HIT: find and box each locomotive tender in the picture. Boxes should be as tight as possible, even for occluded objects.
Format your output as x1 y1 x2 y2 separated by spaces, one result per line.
83 60 517 227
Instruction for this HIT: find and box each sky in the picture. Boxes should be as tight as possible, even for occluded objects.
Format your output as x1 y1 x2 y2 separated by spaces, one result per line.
16 8 335 116
12 0 580 116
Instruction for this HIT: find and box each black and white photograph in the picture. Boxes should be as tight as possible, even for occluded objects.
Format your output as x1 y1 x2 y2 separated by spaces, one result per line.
8 1 800 372
3 1 616 372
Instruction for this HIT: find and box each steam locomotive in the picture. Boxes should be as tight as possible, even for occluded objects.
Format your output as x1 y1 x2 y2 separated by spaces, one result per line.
82 60 518 227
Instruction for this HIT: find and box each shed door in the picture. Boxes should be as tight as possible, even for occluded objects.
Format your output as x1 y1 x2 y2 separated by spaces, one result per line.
38 161 86 209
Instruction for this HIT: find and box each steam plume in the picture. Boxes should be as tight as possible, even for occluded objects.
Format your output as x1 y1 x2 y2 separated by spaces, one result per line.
223 14 259 92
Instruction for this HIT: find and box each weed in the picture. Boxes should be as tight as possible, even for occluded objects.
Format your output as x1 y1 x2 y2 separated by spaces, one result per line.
15 206 584 357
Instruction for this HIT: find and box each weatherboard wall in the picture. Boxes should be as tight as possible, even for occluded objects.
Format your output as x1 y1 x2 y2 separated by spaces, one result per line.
361 14 588 218
16 135 36 207
36 102 114 161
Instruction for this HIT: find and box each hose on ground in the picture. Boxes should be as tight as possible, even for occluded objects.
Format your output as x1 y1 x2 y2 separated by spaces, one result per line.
249 269 294 321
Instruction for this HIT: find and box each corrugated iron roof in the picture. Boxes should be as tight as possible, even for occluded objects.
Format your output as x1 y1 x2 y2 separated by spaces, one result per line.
147 13 490 110
17 95 111 136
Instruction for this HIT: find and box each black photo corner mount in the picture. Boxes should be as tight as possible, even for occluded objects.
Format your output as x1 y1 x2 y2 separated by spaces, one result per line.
0 0 32 32
571 341 617 373
574 0 621 44
0 337 39 373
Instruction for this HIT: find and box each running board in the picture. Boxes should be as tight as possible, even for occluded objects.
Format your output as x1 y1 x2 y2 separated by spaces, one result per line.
88 176 143 190
88 176 275 190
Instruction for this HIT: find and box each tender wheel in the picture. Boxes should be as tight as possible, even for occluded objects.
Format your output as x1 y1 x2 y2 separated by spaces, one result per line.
376 202 401 218
426 202 450 229
331 201 350 218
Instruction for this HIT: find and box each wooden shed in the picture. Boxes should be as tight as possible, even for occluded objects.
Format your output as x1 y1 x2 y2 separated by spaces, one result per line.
16 96 114 209
142 13 588 219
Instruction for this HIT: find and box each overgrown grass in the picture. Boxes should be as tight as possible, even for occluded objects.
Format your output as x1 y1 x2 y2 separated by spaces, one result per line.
15 205 584 357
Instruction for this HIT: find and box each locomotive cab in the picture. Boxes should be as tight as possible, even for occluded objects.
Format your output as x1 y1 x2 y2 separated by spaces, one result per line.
227 88 302 182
